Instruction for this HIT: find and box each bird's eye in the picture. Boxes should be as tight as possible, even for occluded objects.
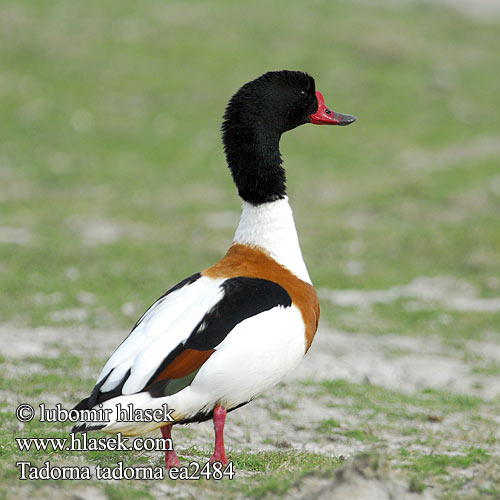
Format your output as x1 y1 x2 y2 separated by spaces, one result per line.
300 91 307 98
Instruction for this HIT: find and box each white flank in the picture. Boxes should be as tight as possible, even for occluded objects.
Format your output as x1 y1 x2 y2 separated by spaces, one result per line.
233 197 311 284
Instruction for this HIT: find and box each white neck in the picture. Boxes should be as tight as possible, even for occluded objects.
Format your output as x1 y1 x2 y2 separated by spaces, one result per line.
233 197 312 284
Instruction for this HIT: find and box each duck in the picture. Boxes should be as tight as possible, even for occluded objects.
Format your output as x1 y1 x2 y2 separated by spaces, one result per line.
72 70 356 468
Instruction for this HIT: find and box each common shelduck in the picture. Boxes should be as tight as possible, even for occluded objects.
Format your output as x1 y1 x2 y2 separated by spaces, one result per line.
73 70 356 468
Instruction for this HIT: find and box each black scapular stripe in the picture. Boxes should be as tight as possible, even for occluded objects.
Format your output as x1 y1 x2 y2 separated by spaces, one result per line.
145 277 292 390
72 273 202 415
187 277 291 349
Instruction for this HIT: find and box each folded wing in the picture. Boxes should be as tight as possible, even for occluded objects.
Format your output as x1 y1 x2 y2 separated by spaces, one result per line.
75 274 292 411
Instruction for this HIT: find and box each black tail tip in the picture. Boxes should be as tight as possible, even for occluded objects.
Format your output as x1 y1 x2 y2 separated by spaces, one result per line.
71 423 86 434
71 423 106 434
72 397 90 412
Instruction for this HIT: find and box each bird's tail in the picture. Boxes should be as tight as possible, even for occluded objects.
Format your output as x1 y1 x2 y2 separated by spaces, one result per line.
71 392 175 436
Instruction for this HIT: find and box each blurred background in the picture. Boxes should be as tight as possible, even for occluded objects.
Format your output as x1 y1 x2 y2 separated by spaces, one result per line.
1 0 498 333
1 0 499 498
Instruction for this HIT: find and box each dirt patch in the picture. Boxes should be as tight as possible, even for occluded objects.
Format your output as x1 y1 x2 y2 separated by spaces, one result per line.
399 136 500 170
65 217 151 246
203 210 240 230
319 276 500 313
357 0 500 20
286 455 436 500
295 327 500 399
0 226 33 245
0 324 122 360
424 0 500 19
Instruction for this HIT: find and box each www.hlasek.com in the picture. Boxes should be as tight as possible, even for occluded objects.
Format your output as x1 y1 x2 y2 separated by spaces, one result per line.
14 403 235 480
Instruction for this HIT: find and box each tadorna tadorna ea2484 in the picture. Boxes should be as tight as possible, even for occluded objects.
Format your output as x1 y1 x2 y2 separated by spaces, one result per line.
72 70 356 468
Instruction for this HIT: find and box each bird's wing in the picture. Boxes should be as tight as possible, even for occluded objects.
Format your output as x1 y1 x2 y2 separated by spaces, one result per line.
77 274 292 410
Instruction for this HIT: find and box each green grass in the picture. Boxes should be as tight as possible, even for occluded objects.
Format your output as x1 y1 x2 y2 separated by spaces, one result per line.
404 447 490 476
1 0 500 498
315 378 483 417
321 302 500 342
316 418 341 433
399 447 494 499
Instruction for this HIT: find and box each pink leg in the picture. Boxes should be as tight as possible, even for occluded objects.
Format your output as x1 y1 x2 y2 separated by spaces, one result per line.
161 425 180 469
209 404 228 465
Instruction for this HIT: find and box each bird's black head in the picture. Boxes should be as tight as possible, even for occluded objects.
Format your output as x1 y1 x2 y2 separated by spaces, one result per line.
222 70 318 139
221 70 356 205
